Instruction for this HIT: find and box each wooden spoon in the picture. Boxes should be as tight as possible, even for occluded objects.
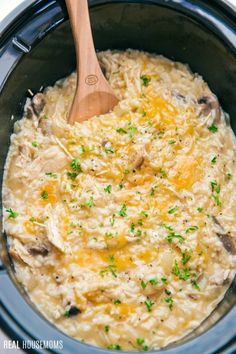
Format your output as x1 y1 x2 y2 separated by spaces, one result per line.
65 0 118 124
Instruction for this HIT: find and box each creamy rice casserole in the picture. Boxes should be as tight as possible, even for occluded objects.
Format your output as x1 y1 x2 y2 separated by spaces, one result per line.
2 50 236 351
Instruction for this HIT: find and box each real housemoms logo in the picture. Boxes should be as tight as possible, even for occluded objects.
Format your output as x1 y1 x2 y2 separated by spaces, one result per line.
3 340 64 350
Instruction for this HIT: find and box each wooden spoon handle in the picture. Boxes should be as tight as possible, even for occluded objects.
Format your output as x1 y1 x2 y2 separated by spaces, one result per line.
66 0 102 91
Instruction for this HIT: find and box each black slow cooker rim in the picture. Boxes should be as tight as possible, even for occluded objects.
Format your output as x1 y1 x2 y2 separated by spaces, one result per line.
0 0 236 353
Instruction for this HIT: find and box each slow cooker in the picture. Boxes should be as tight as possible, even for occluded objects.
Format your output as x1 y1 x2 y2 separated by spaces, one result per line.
0 0 236 353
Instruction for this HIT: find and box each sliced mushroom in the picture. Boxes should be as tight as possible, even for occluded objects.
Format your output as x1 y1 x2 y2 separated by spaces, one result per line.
172 90 186 102
198 94 221 123
9 239 43 267
18 144 33 161
101 139 108 147
217 233 236 255
27 244 49 257
65 305 81 317
32 93 46 116
133 154 144 170
38 117 52 136
212 215 224 231
188 294 199 300
25 105 35 119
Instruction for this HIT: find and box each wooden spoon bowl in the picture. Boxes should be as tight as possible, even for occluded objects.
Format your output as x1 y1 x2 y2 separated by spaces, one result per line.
65 0 118 124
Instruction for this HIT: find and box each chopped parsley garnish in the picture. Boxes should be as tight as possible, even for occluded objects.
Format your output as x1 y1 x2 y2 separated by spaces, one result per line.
80 145 86 153
164 296 173 310
161 276 167 284
105 146 115 154
67 171 78 180
128 125 137 138
136 338 149 351
141 278 158 289
172 260 190 281
29 216 36 222
192 279 200 290
116 127 127 134
168 206 178 214
110 214 115 226
105 325 110 333
185 226 199 234
168 139 176 145
6 208 18 219
100 264 117 278
31 141 38 147
119 204 127 217
161 223 173 231
208 124 218 133
41 190 48 199
211 180 220 193
70 158 82 172
130 223 135 233
191 273 200 290
45 172 57 178
149 277 158 285
114 299 121 305
211 155 217 165
105 232 113 238
160 168 167 178
104 185 112 193
212 194 221 206
84 196 94 208
210 180 221 206
124 169 129 175
182 250 191 265
107 344 122 351
141 280 147 289
226 172 232 179
108 254 115 262
119 183 124 189
144 298 154 312
150 185 157 196
140 75 151 87
140 211 148 218
166 232 185 244
197 207 203 212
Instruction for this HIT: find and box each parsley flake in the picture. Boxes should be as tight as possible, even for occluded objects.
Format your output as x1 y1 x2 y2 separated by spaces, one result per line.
41 190 48 199
45 172 57 178
186 226 199 234
168 139 176 145
105 325 110 333
31 141 38 147
136 338 149 351
104 185 112 193
119 204 127 217
107 344 122 350
172 260 190 281
116 127 127 134
164 296 173 310
140 75 151 87
182 250 191 265
6 208 18 219
168 206 178 214
70 158 82 172
208 124 218 133
211 155 217 165
144 298 154 312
